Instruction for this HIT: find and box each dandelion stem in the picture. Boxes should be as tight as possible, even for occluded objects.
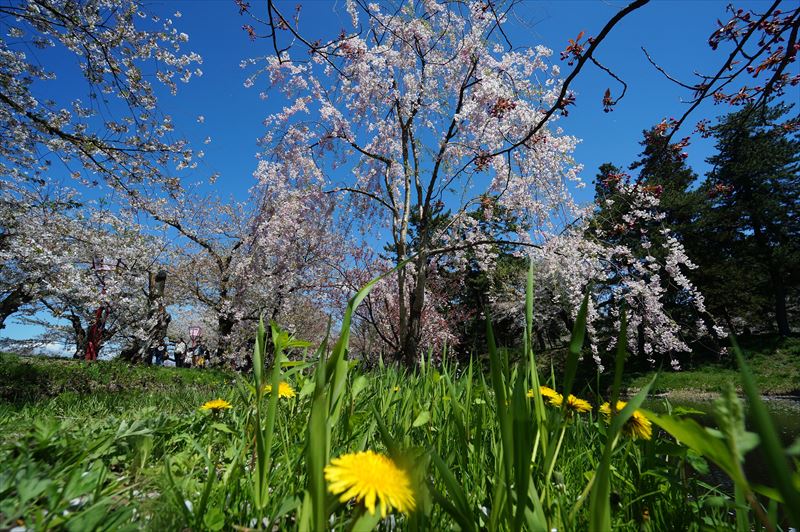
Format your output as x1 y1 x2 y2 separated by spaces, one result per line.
545 422 568 486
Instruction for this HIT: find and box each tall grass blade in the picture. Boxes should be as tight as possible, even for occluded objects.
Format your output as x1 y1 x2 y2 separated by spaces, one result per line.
163 457 192 527
525 259 548 462
306 334 330 532
589 375 655 531
610 305 627 408
253 317 266 397
430 452 476 532
511 370 534 530
561 291 589 403
326 259 409 425
486 314 514 526
732 337 800 527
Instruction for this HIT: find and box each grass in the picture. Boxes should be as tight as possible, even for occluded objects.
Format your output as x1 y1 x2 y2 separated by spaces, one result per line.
0 352 720 531
0 279 797 530
0 352 793 530
625 335 800 396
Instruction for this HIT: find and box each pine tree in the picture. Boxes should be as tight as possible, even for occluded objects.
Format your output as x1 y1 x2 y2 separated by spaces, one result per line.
695 103 799 336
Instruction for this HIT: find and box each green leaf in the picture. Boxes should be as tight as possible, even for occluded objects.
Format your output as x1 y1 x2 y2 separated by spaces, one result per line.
351 375 368 401
351 508 382 531
210 423 234 435
562 290 589 402
643 411 746 486
430 452 475 532
673 406 706 416
326 259 410 426
203 507 225 531
412 411 431 428
589 375 655 532
299 380 316 398
610 305 627 408
486 314 514 526
307 334 330 532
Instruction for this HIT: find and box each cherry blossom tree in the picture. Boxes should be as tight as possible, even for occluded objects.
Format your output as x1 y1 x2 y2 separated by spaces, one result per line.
139 180 344 367
2 189 167 358
0 0 202 193
342 251 463 362
489 184 713 371
0 182 72 329
0 0 204 353
246 0 637 364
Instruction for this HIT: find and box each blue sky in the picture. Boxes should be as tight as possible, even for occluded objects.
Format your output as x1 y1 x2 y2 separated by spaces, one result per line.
4 0 797 343
155 0 791 203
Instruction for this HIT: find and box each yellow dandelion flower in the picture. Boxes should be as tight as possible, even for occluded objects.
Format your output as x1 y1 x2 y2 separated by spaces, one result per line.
539 386 559 399
324 450 416 517
526 389 535 398
550 394 592 414
262 381 296 398
599 400 652 440
200 398 232 411
393 386 400 392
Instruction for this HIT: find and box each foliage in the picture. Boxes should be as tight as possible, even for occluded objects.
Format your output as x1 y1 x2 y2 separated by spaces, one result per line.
688 102 800 336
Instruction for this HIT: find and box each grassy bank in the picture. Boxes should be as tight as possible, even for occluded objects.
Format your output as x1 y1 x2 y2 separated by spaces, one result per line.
1 343 796 530
0 352 232 410
624 335 800 397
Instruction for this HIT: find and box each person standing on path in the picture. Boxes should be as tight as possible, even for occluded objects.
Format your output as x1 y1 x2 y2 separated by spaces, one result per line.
174 338 187 368
154 339 167 366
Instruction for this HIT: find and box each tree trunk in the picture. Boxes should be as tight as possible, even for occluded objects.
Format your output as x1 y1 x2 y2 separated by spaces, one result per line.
400 253 428 366
119 270 170 363
68 312 87 359
536 328 547 352
558 309 575 333
751 218 790 336
0 286 33 329
770 268 791 336
214 313 236 367
637 320 646 360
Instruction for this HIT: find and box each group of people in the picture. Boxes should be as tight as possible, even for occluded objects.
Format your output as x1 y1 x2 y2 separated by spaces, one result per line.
147 338 208 368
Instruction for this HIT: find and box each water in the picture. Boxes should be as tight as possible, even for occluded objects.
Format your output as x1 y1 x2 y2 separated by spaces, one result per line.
643 395 800 489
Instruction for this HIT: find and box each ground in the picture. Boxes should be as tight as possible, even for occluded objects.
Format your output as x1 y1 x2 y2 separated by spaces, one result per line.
624 335 800 397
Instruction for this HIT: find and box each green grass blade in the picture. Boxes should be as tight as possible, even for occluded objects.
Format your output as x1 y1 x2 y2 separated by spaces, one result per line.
163 457 192 527
486 314 514 526
253 317 266 394
512 370 533 530
732 337 800 527
326 259 410 425
525 257 534 356
643 411 746 486
610 305 627 407
371 403 400 458
307 329 330 532
428 453 477 532
562 290 589 402
589 375 655 531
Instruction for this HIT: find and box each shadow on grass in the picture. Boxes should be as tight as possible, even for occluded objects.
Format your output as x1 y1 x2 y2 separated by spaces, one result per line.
0 353 233 408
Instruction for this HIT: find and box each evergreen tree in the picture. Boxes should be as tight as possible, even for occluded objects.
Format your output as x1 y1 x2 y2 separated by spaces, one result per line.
629 128 699 235
694 103 799 336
